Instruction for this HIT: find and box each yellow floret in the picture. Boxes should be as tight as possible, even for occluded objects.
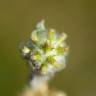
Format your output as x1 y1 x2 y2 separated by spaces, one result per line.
22 46 30 54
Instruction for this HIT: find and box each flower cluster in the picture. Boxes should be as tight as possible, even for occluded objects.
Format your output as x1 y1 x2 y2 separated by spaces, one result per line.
21 20 68 77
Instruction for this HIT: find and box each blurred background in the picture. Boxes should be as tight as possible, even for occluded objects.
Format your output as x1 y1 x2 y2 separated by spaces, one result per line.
0 0 96 96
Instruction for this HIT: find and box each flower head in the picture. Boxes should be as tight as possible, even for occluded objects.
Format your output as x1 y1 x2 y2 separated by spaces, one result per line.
21 20 68 77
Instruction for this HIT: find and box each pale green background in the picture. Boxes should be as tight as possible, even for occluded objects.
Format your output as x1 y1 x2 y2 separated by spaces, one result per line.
0 0 96 96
